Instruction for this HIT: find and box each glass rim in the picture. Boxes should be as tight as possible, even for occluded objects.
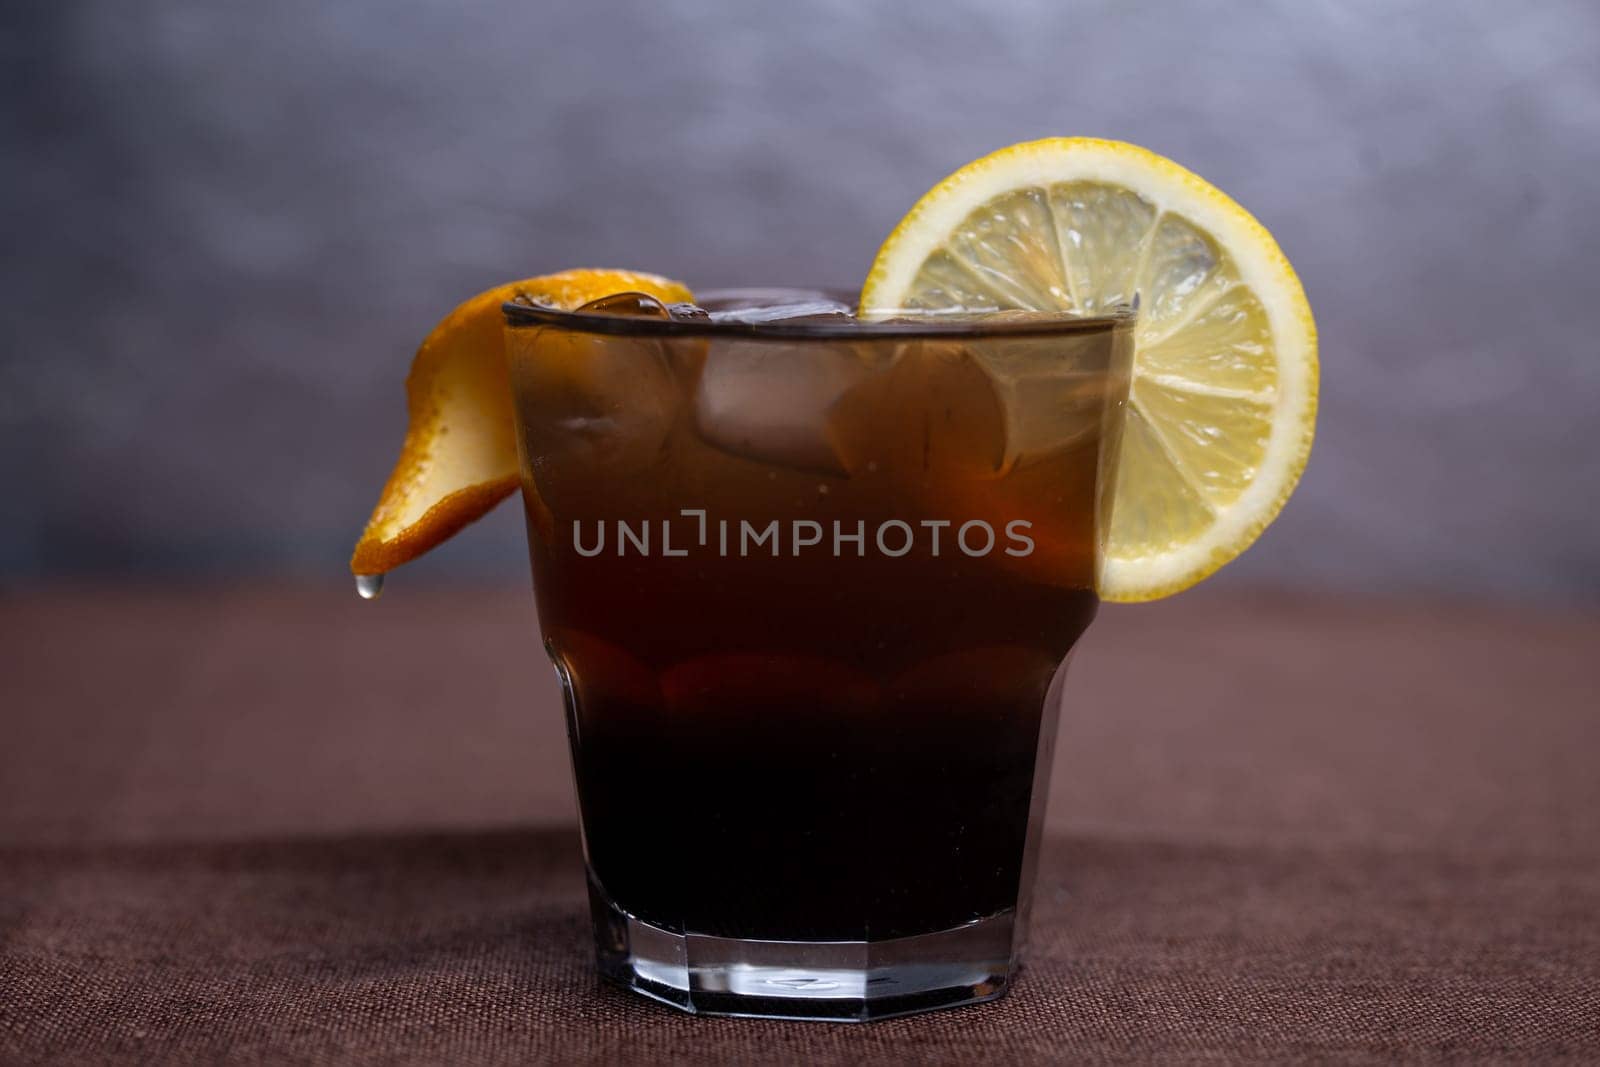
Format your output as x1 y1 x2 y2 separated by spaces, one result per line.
502 287 1136 340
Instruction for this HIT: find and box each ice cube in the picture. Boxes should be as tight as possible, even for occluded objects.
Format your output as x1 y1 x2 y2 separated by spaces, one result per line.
830 319 1120 477
507 304 680 473
701 288 855 325
825 340 1010 479
667 301 710 321
707 300 854 325
964 329 1123 469
692 338 872 476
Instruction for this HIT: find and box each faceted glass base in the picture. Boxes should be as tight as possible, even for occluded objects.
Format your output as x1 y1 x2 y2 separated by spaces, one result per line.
589 884 1018 1022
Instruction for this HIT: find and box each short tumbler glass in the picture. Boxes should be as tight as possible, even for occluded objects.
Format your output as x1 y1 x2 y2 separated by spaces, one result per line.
504 292 1133 1021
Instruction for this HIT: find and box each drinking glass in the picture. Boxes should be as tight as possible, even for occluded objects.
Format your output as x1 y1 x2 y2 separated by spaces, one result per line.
504 291 1132 1021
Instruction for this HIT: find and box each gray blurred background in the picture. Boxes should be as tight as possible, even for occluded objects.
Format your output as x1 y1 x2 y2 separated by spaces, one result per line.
3 0 1597 601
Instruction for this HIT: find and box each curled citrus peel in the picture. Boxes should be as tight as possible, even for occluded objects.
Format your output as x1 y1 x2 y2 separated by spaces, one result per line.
350 269 693 577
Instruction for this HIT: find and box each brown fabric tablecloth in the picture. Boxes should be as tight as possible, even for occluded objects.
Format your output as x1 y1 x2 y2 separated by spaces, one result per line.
2 586 1597 1064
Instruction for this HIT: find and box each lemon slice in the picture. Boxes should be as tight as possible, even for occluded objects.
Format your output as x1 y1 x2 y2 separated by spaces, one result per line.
860 138 1317 601
350 268 693 577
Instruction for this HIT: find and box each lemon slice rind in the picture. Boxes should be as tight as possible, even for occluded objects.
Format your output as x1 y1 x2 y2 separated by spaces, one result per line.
861 138 1317 602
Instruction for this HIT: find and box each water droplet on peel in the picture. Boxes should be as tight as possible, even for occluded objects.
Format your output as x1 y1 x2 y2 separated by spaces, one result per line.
355 573 385 600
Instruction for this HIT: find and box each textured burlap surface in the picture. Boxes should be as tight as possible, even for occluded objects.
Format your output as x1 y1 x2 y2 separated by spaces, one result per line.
3 587 1596 1063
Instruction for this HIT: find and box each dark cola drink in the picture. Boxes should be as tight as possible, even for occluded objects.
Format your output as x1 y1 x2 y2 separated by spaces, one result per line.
506 290 1132 1019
